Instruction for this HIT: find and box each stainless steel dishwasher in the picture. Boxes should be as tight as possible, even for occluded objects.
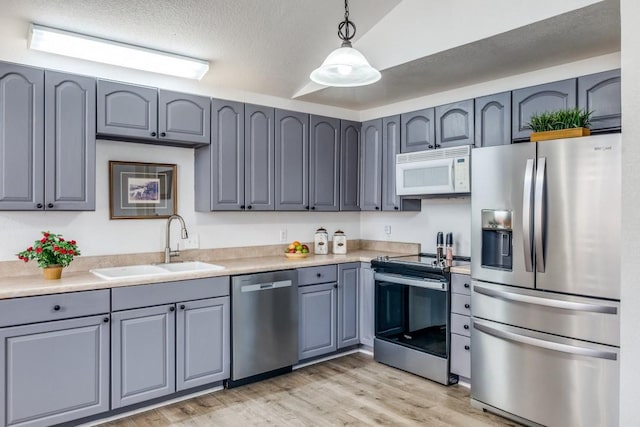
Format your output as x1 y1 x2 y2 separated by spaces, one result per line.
229 270 298 386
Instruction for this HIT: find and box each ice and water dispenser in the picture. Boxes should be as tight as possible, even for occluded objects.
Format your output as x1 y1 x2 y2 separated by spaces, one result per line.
481 210 513 271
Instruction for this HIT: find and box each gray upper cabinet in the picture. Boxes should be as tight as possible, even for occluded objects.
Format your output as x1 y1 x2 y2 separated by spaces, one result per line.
382 115 401 211
0 315 109 427
0 63 44 210
578 69 621 132
401 108 435 152
158 90 211 145
275 109 309 211
338 263 359 349
309 115 340 212
512 78 577 141
176 296 230 391
44 71 96 211
245 104 275 211
435 99 474 148
298 282 337 360
340 120 360 211
111 304 176 409
360 119 382 211
97 80 157 140
475 91 512 148
211 99 245 210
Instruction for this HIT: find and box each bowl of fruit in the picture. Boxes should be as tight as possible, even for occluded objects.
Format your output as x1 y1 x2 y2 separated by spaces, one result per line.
285 241 310 258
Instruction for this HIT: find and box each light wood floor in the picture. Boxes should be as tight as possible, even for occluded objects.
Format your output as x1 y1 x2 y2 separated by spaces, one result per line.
103 353 519 426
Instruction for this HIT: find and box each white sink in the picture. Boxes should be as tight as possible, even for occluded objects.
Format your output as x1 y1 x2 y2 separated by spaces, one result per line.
154 261 226 273
91 261 225 280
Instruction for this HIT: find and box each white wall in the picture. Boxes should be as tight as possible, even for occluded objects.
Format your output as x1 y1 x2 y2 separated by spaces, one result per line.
619 0 640 422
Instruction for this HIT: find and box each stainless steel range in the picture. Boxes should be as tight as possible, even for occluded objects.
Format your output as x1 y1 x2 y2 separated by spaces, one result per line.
371 254 469 385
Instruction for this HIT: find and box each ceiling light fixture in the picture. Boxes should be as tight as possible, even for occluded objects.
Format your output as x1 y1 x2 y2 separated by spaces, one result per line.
310 0 381 87
28 24 210 80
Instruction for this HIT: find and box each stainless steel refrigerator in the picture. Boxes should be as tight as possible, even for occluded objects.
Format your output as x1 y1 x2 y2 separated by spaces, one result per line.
470 134 621 427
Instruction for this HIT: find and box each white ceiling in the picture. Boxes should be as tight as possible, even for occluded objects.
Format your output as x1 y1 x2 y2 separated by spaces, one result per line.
0 0 620 111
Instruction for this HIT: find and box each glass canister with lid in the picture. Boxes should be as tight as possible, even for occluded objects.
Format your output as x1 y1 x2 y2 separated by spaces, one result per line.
314 227 329 254
332 230 347 254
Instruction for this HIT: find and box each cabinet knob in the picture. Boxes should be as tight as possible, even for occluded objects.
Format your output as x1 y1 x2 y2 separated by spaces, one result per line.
375 206 380 210
428 144 434 149
394 206 399 210
316 273 322 278
103 317 110 323
53 305 61 311
240 205 245 209
464 324 469 330
464 303 470 309
160 132 166 137
464 345 470 350
311 206 316 210
464 283 470 288
169 306 175 312
180 304 186 310
36 203 43 209
435 144 441 148
247 205 253 210
47 203 54 208
334 284 338 289
305 206 309 210
151 131 157 137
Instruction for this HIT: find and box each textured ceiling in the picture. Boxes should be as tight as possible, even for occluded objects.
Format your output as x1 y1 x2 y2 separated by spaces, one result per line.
0 0 620 111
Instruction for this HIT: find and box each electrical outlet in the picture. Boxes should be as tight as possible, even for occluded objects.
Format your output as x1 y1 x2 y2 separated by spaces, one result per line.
180 234 200 250
279 229 287 242
384 225 392 235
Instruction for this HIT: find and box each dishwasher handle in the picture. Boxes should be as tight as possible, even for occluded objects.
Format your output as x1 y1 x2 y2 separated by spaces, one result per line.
241 280 293 293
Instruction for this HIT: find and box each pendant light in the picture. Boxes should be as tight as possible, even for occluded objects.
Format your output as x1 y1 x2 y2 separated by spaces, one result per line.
310 0 381 87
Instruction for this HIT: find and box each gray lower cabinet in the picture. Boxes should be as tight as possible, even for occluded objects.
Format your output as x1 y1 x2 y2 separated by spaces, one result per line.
309 115 340 211
450 273 471 380
358 263 374 348
337 263 359 348
275 109 309 211
435 99 474 148
298 282 337 360
474 92 511 148
97 80 158 140
245 104 275 211
512 78 577 141
340 120 360 211
578 69 621 132
111 304 176 409
401 108 435 152
158 90 211 145
360 119 382 211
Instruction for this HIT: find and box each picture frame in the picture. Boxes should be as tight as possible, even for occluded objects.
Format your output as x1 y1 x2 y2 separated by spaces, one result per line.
109 161 177 219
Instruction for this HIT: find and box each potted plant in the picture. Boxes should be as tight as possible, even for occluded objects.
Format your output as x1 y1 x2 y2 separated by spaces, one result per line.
17 231 81 280
528 107 593 142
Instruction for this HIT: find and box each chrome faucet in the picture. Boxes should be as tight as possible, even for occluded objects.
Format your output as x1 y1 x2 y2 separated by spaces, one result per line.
165 214 189 263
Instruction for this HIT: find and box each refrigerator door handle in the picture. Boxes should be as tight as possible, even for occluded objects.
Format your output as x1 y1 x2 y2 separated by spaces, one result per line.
473 284 618 314
473 320 618 361
534 157 547 273
522 158 535 272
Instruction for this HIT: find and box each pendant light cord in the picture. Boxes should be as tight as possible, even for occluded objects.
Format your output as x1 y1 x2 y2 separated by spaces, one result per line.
338 0 356 46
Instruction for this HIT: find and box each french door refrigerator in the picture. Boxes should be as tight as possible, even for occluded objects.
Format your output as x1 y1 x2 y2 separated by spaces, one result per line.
470 134 621 427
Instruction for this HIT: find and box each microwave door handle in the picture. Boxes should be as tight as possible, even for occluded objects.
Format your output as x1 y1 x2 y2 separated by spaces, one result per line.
450 159 455 192
522 158 535 272
535 157 546 273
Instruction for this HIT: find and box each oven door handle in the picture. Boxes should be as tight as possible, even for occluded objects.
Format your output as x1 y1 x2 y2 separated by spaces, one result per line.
374 272 447 291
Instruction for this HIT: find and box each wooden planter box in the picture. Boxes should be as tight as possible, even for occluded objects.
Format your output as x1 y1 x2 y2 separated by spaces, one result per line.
530 127 591 142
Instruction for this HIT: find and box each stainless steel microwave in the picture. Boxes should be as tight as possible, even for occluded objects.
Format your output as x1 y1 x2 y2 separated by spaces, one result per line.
395 145 471 196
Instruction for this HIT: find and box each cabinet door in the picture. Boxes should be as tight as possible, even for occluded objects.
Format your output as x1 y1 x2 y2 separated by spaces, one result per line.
360 119 382 211
275 109 309 211
475 92 511 148
158 90 211 145
245 104 275 211
299 283 337 360
401 108 435 152
512 79 577 141
176 297 230 391
0 315 109 427
450 333 471 378
435 99 474 148
97 80 157 140
211 99 245 210
578 69 621 132
340 120 360 211
358 263 375 348
309 115 339 211
111 305 176 409
338 263 359 349
382 115 400 211
44 71 96 211
0 63 44 210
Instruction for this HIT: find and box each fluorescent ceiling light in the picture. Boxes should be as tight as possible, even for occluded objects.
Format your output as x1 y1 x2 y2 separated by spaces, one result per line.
28 24 209 80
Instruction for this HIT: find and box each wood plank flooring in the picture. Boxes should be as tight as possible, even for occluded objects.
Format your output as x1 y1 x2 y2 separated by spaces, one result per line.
102 353 519 426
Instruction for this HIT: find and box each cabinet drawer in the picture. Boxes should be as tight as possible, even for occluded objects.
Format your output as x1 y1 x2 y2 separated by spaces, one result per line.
450 333 471 378
112 276 229 311
0 290 110 327
451 293 471 316
451 273 471 295
451 313 471 337
298 265 337 286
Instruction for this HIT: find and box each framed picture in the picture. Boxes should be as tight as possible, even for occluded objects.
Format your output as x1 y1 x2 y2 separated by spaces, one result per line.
109 161 177 219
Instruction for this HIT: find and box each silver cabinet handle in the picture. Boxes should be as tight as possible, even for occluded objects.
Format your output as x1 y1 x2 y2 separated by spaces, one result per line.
534 157 546 273
522 159 535 272
374 272 447 291
473 320 617 360
473 284 617 314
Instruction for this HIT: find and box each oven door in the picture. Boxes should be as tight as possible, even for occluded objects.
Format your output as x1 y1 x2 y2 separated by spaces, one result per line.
374 272 449 358
395 158 455 195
